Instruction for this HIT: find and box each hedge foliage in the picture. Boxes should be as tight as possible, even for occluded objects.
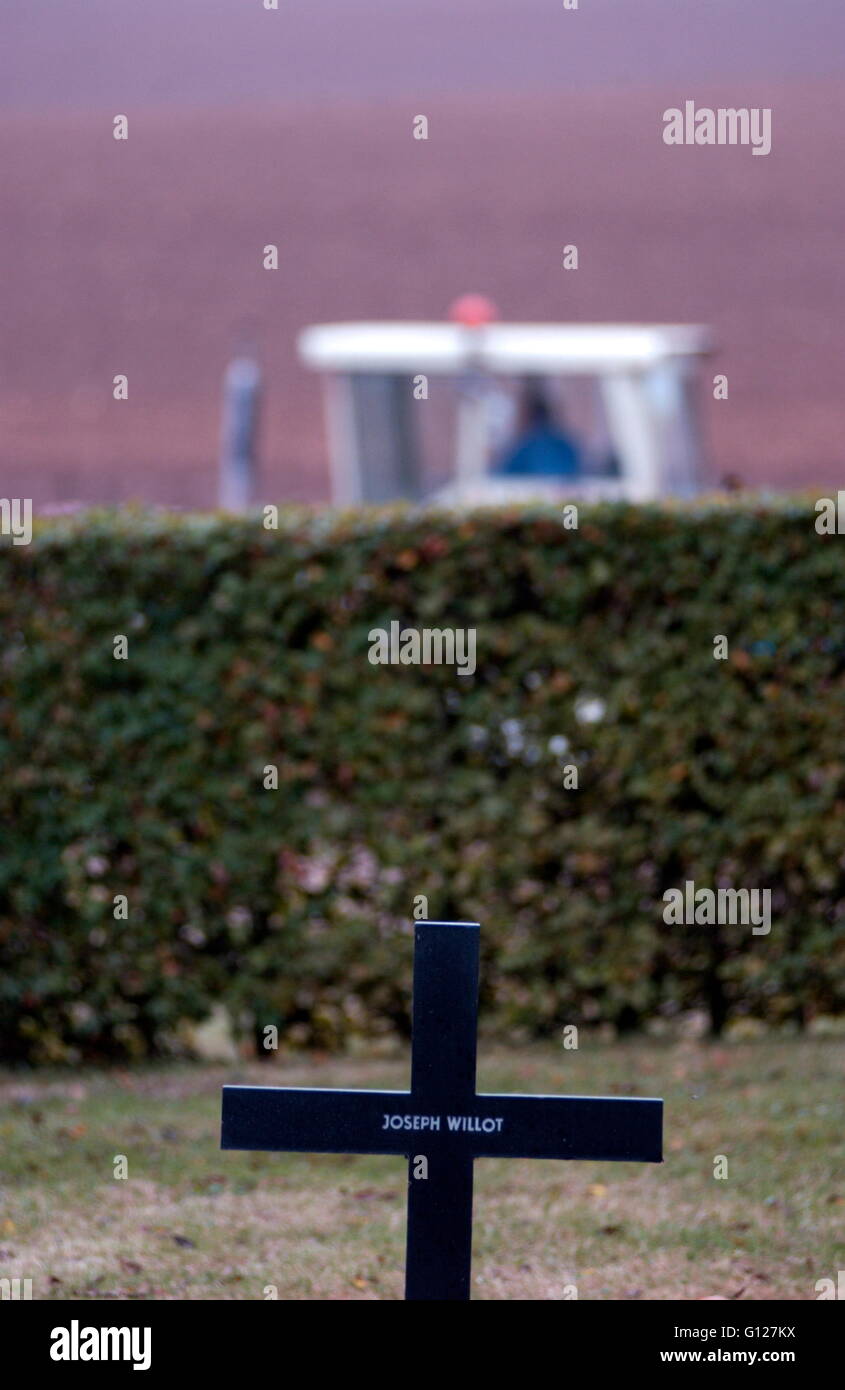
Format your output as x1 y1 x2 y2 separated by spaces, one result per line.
1 501 844 1062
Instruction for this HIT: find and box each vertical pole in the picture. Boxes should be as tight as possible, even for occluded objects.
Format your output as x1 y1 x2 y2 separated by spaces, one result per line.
453 323 492 497
405 1154 475 1301
219 356 261 511
600 371 660 502
324 373 362 504
405 921 480 1300
410 921 480 1104
454 385 489 493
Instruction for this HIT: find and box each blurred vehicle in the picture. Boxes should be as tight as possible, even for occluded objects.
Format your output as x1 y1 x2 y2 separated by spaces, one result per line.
298 297 713 506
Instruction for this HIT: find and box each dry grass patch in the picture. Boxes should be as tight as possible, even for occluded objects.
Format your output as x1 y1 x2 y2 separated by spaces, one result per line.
1 1037 842 1299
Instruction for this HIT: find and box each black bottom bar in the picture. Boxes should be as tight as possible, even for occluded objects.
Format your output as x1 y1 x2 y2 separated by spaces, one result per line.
8 1297 838 1378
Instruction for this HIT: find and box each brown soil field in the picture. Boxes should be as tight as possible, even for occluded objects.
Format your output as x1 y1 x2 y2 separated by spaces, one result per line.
2 82 843 507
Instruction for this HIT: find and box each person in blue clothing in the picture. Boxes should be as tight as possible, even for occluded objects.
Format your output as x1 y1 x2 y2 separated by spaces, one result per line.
494 379 582 477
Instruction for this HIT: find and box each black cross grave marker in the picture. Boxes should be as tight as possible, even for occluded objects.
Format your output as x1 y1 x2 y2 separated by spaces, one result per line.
221 921 663 1300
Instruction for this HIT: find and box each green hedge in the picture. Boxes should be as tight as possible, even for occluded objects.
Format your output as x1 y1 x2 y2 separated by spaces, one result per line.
1 502 844 1062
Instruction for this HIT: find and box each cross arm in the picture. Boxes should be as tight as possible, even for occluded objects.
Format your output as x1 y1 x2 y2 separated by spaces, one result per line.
222 1086 662 1163
221 1085 420 1156
467 1093 663 1162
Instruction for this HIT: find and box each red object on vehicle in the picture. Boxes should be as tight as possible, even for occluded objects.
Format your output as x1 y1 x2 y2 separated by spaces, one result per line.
447 293 499 327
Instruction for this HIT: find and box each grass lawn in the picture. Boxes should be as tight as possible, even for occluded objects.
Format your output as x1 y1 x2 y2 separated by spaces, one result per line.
1 1037 842 1300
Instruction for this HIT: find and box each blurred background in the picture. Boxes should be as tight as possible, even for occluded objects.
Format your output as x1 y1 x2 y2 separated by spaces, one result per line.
2 0 844 509
3 4 845 1303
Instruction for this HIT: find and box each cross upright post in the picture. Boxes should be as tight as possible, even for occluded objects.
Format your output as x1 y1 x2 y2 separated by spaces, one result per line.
221 920 663 1300
404 921 479 1299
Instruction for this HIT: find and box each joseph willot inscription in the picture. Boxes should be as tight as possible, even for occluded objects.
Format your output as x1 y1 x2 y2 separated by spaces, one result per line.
221 920 663 1301
382 1113 504 1132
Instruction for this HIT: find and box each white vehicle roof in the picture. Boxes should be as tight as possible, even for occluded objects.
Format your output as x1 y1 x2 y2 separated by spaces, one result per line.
298 322 712 375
